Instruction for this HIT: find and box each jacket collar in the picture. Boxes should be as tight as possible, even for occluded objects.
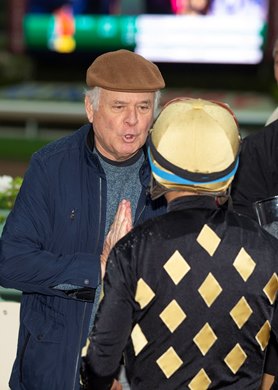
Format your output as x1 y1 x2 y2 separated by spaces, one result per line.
167 195 218 213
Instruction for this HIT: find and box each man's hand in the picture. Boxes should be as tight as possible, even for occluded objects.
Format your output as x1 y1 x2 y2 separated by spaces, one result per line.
80 355 122 390
259 373 275 390
110 379 123 390
101 199 132 278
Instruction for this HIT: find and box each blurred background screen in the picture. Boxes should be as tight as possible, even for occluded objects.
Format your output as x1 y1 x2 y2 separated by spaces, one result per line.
1 0 277 172
21 0 269 65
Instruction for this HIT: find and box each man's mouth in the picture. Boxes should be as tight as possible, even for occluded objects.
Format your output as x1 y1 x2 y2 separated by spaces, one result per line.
123 134 136 142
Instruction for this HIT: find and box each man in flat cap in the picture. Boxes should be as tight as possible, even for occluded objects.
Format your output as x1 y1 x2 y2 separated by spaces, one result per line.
80 97 278 390
0 49 166 390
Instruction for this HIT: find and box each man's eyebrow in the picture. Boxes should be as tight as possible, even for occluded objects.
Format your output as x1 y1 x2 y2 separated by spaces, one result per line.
112 100 127 104
112 99 152 105
139 100 152 104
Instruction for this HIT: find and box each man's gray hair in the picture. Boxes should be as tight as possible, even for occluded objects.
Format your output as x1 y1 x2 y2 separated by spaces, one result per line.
85 87 162 118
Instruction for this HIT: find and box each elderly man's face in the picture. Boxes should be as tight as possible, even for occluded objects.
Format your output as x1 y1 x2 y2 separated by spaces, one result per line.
85 89 155 161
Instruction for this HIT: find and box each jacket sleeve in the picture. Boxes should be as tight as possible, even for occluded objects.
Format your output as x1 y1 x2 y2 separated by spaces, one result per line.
0 153 100 296
231 120 278 220
80 355 115 390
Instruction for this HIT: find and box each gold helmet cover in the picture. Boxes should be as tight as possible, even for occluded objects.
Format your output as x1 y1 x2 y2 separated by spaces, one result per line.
148 97 241 199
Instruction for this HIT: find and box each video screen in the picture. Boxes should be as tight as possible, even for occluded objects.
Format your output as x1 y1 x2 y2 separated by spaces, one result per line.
23 0 269 65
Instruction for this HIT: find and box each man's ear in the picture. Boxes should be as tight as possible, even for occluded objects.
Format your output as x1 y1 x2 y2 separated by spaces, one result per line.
85 95 94 123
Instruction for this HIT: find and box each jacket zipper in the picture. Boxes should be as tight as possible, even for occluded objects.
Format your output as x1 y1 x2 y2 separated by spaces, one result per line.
134 188 146 226
134 205 145 226
95 177 102 248
72 302 87 390
72 177 103 389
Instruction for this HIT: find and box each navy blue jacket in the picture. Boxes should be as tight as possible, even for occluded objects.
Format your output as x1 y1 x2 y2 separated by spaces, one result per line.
0 124 166 390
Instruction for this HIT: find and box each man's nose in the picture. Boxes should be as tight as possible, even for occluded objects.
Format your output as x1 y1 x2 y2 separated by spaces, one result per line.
125 107 138 125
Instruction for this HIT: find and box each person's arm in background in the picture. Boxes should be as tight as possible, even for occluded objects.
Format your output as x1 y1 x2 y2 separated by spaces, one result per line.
260 302 278 390
0 154 99 297
80 200 132 390
81 232 136 390
231 120 278 220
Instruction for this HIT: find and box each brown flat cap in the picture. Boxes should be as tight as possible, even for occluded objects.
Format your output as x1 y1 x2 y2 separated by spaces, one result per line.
86 49 165 92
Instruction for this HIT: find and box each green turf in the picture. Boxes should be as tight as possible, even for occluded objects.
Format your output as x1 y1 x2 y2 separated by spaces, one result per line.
0 138 50 161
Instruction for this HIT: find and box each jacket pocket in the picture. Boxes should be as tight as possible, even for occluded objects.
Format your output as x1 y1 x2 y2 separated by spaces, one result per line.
19 304 65 389
22 306 64 343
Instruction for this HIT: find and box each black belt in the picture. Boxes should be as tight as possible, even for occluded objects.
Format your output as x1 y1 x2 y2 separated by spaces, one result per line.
64 287 96 301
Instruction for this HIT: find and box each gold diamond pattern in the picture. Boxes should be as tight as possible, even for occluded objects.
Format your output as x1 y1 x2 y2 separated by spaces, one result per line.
196 224 221 256
131 242 274 384
156 347 183 378
193 323 217 356
263 273 278 304
188 369 212 390
233 248 256 282
134 278 155 309
163 250 191 285
131 324 148 356
159 300 186 333
198 273 222 307
256 320 271 351
224 343 247 374
230 297 253 329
